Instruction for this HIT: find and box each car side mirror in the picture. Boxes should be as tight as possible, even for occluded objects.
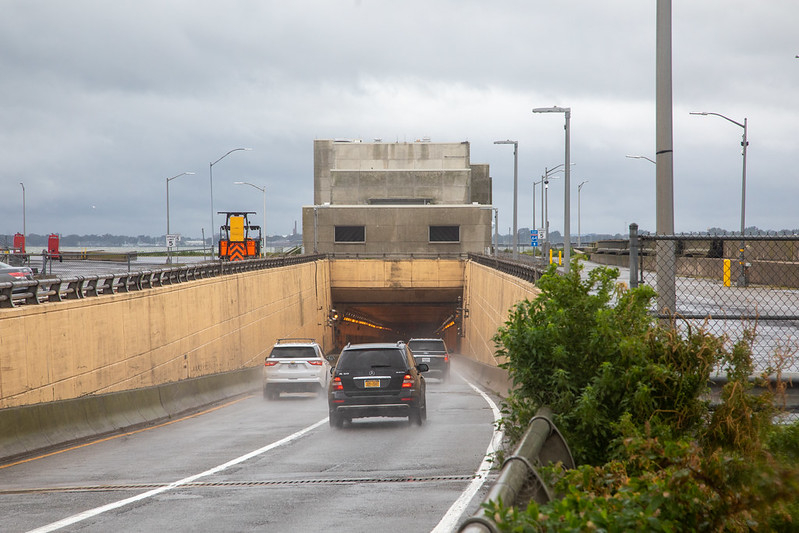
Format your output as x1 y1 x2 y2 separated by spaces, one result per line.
417 363 429 373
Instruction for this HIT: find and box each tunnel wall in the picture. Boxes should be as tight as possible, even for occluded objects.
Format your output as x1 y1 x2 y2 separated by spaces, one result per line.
461 260 540 367
0 261 333 409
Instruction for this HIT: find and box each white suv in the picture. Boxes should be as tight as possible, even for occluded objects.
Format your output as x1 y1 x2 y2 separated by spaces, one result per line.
263 338 331 400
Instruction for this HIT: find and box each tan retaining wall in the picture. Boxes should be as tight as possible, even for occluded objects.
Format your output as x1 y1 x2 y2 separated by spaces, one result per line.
460 261 540 369
0 260 332 409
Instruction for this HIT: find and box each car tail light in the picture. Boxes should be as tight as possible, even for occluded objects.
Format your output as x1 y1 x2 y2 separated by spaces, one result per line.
401 374 414 388
332 376 343 391
264 360 278 367
444 353 449 362
9 272 27 279
307 360 323 366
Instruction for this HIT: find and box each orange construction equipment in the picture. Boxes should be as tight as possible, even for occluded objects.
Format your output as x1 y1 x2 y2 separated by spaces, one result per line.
218 211 261 261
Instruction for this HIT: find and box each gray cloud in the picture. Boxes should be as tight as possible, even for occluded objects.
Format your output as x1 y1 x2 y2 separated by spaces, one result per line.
2 0 798 242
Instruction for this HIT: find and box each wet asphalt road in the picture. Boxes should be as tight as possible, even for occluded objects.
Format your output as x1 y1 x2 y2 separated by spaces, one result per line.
0 366 501 533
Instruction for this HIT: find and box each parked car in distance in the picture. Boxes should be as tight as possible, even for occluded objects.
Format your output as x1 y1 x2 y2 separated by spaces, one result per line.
263 338 330 400
328 341 428 428
0 260 34 295
407 338 450 381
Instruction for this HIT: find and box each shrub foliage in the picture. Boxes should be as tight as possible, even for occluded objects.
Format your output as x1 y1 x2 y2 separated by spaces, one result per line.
490 262 799 531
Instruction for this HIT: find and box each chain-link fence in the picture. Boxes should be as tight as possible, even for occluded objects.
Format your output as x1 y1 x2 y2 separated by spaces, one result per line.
592 229 799 373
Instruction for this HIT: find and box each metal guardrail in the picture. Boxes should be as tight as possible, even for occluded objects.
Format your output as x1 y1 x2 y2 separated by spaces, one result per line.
467 253 548 284
0 254 326 309
459 407 574 533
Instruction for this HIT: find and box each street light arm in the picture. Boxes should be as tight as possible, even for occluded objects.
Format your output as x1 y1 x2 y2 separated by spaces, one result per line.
626 155 656 165
533 106 571 118
211 147 252 167
690 111 745 130
234 181 265 193
167 171 195 182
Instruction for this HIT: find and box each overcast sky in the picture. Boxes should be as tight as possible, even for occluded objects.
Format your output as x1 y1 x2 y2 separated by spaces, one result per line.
2 1 797 242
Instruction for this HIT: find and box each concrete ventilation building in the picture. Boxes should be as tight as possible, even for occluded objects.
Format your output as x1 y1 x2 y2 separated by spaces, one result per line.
302 139 493 255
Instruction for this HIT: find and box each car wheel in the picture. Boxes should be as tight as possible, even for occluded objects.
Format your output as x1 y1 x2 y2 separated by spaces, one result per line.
329 412 344 428
421 401 427 421
410 406 424 426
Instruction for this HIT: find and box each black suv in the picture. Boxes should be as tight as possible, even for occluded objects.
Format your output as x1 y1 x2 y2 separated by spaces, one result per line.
328 342 428 427
407 338 450 381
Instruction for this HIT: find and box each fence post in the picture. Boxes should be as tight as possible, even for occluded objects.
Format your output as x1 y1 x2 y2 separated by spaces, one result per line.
629 223 639 288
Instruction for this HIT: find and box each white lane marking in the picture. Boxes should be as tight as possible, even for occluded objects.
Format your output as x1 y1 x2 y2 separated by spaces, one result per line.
430 373 504 533
27 418 328 533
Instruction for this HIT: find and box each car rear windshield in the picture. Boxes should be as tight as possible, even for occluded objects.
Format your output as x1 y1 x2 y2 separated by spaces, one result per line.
269 346 318 359
408 340 446 352
336 349 407 372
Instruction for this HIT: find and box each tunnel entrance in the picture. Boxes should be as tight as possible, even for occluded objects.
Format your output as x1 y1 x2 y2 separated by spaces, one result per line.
329 287 463 353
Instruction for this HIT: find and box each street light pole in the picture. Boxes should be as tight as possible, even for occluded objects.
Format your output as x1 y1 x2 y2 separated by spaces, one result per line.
626 155 657 230
494 140 519 260
166 172 195 264
234 181 267 256
210 147 251 253
690 111 749 286
493 207 499 258
19 182 26 255
578 180 589 248
533 106 572 272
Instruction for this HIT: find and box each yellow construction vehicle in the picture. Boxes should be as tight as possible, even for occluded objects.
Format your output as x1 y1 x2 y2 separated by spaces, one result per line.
218 211 261 261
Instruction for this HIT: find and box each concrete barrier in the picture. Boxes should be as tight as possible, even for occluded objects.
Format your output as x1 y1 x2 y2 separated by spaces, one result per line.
453 355 513 398
0 367 260 464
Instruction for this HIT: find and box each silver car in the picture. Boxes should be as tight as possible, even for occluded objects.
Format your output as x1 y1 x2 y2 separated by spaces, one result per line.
0 260 34 295
263 338 331 400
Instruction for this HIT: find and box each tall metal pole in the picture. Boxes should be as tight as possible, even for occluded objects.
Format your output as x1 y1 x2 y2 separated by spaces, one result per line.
513 142 518 259
493 207 499 258
235 181 267 257
655 0 676 315
166 172 195 264
689 111 748 286
494 140 519 260
210 147 251 253
19 182 25 255
564 110 571 270
740 118 748 286
578 180 588 248
533 107 572 273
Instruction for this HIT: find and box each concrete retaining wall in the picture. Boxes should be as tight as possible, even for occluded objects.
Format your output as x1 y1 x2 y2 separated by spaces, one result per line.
0 367 260 463
460 261 540 369
453 355 513 398
0 260 333 409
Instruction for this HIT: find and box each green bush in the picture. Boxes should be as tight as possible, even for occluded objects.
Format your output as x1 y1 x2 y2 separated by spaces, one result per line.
490 261 799 531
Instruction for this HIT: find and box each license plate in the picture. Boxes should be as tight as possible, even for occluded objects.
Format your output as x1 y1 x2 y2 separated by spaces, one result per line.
364 380 380 388
421 357 430 362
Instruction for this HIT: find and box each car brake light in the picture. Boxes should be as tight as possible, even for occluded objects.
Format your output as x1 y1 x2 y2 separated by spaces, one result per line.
444 353 449 362
402 374 413 388
9 272 26 279
264 360 278 367
332 376 343 390
307 360 323 366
